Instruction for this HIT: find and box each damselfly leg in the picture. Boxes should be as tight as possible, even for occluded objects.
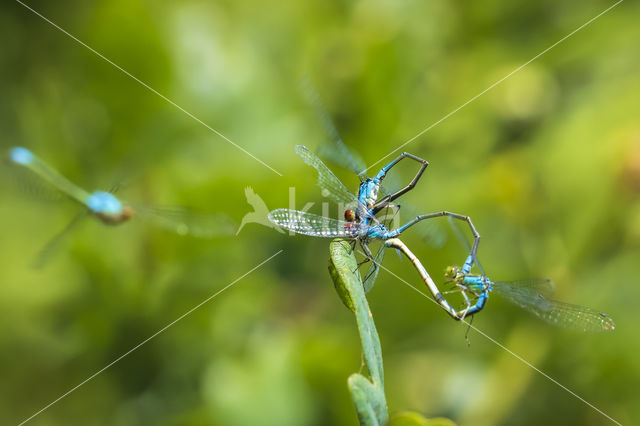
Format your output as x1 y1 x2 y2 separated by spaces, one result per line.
372 153 429 214
390 211 481 273
354 240 374 273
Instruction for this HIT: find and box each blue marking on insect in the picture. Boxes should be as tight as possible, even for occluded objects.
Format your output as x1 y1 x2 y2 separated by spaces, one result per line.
445 265 615 331
86 191 124 215
461 275 492 291
269 145 487 322
459 273 490 315
365 223 389 239
10 147 34 165
461 254 475 275
358 178 381 213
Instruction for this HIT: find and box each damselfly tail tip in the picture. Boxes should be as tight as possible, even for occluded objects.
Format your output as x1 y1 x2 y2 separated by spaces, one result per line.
9 146 34 165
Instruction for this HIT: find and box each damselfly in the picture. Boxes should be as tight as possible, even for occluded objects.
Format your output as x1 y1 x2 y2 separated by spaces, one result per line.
268 145 481 320
444 265 615 331
7 147 234 264
300 77 447 248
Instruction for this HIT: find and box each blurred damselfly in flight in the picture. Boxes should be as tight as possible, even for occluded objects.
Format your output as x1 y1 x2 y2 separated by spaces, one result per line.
7 146 235 265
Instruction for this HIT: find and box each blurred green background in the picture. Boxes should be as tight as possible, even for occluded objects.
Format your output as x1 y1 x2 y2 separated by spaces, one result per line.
1 0 638 425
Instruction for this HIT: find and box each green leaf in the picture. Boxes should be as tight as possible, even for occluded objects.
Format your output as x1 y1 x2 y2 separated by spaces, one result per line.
328 240 357 312
328 239 388 425
389 411 458 426
348 373 388 426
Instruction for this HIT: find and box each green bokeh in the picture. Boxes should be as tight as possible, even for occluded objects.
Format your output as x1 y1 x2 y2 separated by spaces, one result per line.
1 1 638 425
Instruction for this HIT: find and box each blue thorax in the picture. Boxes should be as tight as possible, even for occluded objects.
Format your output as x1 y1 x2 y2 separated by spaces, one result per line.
86 191 124 215
366 223 389 239
358 178 381 225
462 275 494 292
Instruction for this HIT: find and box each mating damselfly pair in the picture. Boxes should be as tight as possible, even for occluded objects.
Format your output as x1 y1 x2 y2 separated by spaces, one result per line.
268 145 615 332
5 146 235 265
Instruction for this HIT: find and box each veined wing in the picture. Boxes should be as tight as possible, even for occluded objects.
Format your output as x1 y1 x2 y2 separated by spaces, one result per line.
317 138 368 181
319 142 447 247
395 202 447 248
135 205 237 238
491 281 615 332
490 280 556 312
299 77 368 180
295 145 359 208
491 279 556 299
8 147 90 205
268 209 363 238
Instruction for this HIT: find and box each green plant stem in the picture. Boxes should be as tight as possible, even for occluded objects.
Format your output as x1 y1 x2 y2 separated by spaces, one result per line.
328 239 388 426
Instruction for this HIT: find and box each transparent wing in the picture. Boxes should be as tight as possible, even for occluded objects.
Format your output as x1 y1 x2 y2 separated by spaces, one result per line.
318 142 368 181
491 281 615 332
3 163 68 202
323 145 447 247
295 145 359 208
363 243 386 293
490 281 554 310
32 211 87 269
268 209 363 238
492 279 556 299
299 77 368 179
399 202 447 248
134 205 237 238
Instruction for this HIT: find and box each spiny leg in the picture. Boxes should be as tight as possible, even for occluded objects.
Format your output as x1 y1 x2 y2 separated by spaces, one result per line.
442 276 490 320
353 240 374 274
441 283 476 317
441 281 474 319
458 285 473 319
349 238 358 253
362 243 387 292
377 203 402 230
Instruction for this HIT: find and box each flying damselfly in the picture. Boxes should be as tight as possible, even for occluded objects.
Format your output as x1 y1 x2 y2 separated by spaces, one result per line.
7 146 235 265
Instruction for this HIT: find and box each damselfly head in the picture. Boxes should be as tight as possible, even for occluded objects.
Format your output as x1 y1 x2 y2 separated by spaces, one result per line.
121 205 135 221
94 205 135 225
344 209 355 222
445 266 460 281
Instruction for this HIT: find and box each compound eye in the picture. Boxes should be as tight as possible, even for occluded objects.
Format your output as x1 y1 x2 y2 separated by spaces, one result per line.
344 209 356 222
122 206 135 220
444 266 457 280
